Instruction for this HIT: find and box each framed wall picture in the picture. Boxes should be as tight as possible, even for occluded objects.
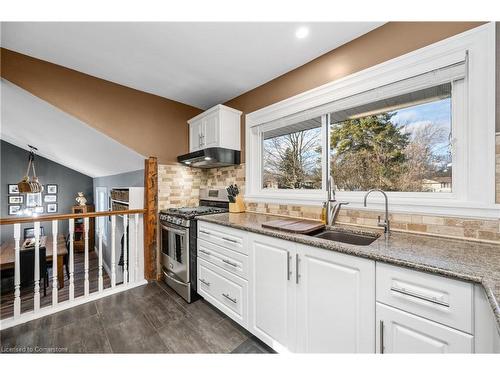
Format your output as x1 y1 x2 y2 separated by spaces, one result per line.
9 195 23 204
9 205 21 215
47 203 58 213
34 206 44 214
46 184 58 194
8 184 19 194
26 192 42 207
44 195 57 203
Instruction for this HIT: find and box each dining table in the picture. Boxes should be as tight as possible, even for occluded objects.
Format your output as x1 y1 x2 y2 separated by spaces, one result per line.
0 235 68 288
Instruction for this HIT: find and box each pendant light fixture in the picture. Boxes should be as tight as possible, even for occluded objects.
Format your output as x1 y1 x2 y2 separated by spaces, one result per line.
17 145 44 193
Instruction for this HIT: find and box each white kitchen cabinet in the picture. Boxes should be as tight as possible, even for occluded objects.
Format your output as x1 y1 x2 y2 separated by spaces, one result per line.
196 221 498 354
296 244 375 353
188 104 241 152
376 303 473 353
247 232 375 353
249 234 296 352
189 119 204 152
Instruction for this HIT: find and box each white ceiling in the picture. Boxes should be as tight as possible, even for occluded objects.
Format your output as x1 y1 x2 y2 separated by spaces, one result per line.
0 22 384 109
1 79 145 178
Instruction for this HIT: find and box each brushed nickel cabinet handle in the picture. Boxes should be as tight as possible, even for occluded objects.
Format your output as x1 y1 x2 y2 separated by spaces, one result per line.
380 320 384 354
390 286 450 307
222 293 237 303
199 249 211 256
295 254 300 284
222 259 238 267
199 230 211 235
287 252 291 281
222 237 238 243
199 278 210 286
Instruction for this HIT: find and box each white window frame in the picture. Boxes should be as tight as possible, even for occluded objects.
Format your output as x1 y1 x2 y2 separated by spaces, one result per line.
246 23 498 219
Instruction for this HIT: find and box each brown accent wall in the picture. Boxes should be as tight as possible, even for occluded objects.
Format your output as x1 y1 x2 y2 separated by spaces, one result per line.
224 22 485 162
0 48 202 165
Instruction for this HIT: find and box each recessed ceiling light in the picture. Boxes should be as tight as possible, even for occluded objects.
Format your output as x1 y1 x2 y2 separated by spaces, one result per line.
185 161 191 165
295 26 309 39
204 157 212 161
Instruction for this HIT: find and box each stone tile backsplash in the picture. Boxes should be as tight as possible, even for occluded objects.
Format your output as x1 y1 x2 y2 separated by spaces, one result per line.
159 148 500 243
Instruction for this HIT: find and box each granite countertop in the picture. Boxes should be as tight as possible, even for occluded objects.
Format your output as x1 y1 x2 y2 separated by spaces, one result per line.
197 212 500 331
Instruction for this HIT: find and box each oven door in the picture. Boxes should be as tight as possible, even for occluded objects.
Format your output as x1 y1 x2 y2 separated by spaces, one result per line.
160 222 190 283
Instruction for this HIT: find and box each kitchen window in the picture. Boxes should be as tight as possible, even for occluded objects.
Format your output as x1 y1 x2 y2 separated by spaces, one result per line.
263 117 322 190
329 83 453 194
245 24 496 217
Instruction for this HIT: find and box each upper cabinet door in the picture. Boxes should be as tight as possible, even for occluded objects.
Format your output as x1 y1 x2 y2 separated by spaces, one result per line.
187 105 241 153
189 119 203 152
295 244 375 353
202 112 220 148
249 234 296 352
376 303 473 353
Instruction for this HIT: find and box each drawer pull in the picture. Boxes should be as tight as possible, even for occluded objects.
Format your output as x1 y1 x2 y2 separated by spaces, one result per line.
199 249 211 256
390 286 449 307
222 237 238 244
222 293 237 303
222 259 238 267
199 278 210 286
287 252 291 281
379 320 384 354
200 230 211 235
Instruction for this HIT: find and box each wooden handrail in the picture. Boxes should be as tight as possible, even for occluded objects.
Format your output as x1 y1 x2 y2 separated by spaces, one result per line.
0 209 146 225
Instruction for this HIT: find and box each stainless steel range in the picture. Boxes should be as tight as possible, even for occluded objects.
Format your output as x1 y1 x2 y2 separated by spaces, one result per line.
159 188 229 302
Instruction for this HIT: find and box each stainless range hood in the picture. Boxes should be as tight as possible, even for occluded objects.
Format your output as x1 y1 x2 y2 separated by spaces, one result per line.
177 147 240 168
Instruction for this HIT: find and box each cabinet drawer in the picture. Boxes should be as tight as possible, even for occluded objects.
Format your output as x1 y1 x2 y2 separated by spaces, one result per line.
198 221 246 254
197 258 248 328
198 238 248 280
376 262 472 333
376 303 473 353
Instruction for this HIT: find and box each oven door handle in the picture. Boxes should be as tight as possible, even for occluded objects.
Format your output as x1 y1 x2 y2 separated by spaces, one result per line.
161 224 188 236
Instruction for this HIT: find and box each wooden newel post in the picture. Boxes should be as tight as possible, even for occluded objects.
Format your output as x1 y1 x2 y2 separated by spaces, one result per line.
144 156 158 280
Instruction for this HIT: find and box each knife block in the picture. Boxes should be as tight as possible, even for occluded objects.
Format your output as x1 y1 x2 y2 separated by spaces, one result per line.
229 195 245 213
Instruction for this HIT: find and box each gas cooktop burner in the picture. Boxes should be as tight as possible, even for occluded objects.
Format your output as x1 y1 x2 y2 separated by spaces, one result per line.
160 205 227 219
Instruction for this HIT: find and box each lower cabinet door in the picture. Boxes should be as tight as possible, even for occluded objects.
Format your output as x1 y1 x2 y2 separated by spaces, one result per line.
249 234 295 352
376 303 473 353
296 244 375 353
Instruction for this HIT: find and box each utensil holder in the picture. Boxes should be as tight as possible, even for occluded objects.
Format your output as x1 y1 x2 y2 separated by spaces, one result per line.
229 195 245 213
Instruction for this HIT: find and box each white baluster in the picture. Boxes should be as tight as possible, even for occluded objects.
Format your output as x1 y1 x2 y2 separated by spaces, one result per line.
33 221 41 311
98 226 103 292
52 220 58 306
123 214 128 284
13 223 21 318
134 213 139 283
84 217 89 296
111 215 116 287
69 218 75 300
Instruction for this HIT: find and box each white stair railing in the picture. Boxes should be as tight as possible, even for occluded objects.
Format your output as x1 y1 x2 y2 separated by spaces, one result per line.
52 220 58 306
33 221 41 312
110 215 116 287
68 218 75 301
13 223 21 318
84 217 90 296
123 214 128 284
98 227 104 292
0 209 145 330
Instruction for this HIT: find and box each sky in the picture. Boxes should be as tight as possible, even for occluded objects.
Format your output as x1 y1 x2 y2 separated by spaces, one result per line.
390 98 452 157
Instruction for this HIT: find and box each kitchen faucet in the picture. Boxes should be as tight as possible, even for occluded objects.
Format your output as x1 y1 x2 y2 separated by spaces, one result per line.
363 189 390 234
327 176 349 226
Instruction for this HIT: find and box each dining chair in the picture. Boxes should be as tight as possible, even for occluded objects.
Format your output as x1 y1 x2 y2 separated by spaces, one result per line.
0 247 47 296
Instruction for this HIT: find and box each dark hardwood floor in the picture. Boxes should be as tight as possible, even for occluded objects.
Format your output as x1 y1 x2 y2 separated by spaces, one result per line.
1 251 111 320
0 281 274 353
